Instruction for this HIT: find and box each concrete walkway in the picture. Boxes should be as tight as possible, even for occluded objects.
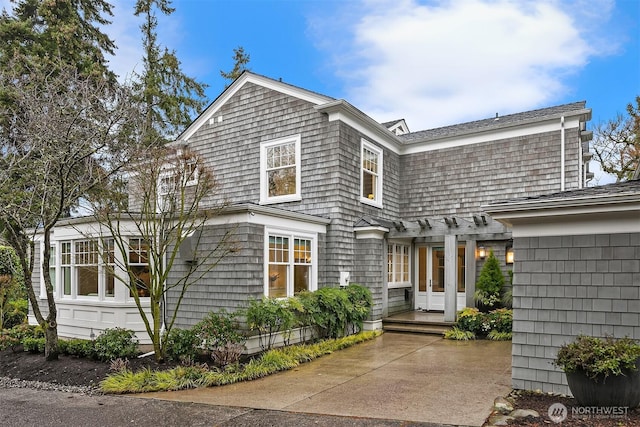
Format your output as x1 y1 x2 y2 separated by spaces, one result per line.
139 333 512 426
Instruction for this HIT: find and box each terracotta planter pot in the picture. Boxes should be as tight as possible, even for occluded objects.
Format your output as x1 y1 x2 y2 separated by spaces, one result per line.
566 359 640 408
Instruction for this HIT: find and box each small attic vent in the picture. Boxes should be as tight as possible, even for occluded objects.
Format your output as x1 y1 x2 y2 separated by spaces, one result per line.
208 115 223 126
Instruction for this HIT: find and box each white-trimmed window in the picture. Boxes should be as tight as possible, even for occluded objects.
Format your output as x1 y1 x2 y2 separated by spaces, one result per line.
128 238 150 298
260 135 301 204
159 158 198 195
361 140 383 207
387 242 410 286
265 228 316 298
48 237 148 301
61 242 72 296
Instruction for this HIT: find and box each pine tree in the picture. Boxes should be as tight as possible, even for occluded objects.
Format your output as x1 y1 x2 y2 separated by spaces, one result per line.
220 46 251 86
134 0 208 144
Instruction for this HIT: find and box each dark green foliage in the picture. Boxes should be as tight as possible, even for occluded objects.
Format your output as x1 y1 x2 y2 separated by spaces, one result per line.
343 284 373 334
0 246 26 329
474 250 505 311
163 328 200 362
195 310 245 350
94 328 139 361
246 298 297 351
59 338 96 358
246 285 373 347
2 298 27 329
555 335 640 380
22 336 45 353
445 307 512 340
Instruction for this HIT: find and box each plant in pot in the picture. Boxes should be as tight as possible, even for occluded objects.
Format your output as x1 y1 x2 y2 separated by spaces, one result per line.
473 250 504 312
554 335 640 408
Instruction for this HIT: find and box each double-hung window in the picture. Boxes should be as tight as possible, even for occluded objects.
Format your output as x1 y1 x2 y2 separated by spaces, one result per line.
129 238 150 298
75 240 99 296
361 140 383 207
265 229 315 298
387 242 410 286
260 135 301 204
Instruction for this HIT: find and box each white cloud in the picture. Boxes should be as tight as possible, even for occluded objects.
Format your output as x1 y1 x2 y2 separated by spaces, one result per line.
321 0 617 131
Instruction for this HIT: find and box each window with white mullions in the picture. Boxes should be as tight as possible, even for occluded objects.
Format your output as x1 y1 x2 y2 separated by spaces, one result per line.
265 229 316 298
387 243 410 286
361 140 383 207
128 238 150 298
260 135 301 204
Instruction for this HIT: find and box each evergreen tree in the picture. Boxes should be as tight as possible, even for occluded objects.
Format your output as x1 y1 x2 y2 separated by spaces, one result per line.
0 0 121 360
220 46 251 86
134 0 208 144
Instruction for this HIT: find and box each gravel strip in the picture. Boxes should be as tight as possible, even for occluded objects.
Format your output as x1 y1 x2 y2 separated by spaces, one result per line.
0 376 102 395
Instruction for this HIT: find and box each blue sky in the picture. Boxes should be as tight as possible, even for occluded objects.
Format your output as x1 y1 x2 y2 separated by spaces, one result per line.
1 0 638 183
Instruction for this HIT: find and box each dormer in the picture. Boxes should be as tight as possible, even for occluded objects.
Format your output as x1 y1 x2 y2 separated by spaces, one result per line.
383 119 409 136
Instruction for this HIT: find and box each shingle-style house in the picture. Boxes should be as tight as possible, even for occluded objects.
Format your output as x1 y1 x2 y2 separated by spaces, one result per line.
486 179 640 395
31 72 593 343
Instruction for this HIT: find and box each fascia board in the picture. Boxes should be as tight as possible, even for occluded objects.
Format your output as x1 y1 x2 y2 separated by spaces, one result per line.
403 116 581 154
179 73 333 143
486 196 640 228
316 100 402 153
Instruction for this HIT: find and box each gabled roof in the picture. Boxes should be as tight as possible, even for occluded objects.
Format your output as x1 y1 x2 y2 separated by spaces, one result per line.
400 101 591 144
178 72 334 142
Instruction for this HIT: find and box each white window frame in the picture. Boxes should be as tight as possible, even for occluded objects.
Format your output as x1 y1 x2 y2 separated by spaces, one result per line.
360 139 383 208
159 158 198 196
41 236 150 303
259 135 302 204
387 241 411 288
263 227 317 298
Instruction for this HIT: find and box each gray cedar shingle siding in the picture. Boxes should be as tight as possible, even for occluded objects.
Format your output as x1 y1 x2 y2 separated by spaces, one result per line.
400 129 581 219
512 232 640 394
166 222 265 328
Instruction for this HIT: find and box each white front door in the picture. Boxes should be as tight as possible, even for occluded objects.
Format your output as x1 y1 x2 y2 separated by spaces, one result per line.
415 245 466 311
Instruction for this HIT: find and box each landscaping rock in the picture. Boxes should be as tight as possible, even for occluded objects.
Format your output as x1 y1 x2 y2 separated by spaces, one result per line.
493 396 514 414
510 408 540 418
486 413 515 426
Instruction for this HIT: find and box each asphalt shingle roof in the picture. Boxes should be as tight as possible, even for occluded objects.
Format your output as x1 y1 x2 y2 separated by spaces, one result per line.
399 101 589 143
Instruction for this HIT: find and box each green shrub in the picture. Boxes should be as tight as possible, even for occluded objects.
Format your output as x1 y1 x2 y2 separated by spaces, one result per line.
0 330 20 351
474 250 504 311
555 335 640 380
313 287 353 339
22 336 45 353
456 307 483 335
444 327 475 340
60 338 95 358
343 284 373 334
246 298 297 351
454 307 512 338
164 328 200 362
94 328 139 361
486 308 512 333
195 310 244 350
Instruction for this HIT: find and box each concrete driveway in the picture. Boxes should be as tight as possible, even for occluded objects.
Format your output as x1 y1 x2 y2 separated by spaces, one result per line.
139 333 512 426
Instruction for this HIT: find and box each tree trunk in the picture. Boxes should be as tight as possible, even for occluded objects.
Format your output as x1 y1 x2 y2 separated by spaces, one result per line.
44 321 59 361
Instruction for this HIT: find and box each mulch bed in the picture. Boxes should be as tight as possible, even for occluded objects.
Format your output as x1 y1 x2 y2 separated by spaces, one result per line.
0 345 179 389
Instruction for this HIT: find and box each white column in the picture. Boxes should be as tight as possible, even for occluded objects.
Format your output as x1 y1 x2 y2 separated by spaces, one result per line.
444 234 458 322
465 240 477 308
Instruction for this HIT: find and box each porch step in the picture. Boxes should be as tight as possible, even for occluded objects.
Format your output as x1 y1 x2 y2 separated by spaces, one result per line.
382 317 455 336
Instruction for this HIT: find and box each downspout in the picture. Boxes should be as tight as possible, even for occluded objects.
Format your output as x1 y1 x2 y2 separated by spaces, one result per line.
560 116 565 191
